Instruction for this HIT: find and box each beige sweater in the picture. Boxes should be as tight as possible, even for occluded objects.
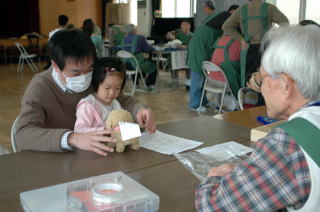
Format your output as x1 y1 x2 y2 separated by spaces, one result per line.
16 69 144 152
222 0 289 44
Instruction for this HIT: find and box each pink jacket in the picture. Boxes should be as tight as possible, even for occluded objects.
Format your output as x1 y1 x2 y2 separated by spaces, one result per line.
74 94 122 133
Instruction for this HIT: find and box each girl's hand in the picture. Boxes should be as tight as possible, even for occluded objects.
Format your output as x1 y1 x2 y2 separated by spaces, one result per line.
136 107 156 134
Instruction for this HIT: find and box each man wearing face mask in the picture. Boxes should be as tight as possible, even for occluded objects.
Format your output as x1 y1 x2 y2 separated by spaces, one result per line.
15 29 156 156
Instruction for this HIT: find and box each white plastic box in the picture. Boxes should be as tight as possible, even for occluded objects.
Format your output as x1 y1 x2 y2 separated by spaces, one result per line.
20 171 159 212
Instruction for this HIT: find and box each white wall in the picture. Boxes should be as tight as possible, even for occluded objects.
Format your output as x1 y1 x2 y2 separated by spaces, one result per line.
137 0 152 37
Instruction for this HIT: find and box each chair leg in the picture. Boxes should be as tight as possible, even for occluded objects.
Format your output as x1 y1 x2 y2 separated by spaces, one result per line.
218 85 227 114
139 69 147 90
17 57 22 73
26 58 38 72
20 59 25 73
131 70 139 96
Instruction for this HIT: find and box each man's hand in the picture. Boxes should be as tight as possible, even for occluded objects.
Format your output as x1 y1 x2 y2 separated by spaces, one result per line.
68 129 117 156
208 163 237 177
247 72 262 93
136 108 156 134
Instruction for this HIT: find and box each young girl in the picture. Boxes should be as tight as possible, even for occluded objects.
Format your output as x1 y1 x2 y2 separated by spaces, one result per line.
74 57 126 133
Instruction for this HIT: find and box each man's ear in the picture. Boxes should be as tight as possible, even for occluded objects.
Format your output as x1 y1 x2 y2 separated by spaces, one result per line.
281 74 295 99
51 60 60 72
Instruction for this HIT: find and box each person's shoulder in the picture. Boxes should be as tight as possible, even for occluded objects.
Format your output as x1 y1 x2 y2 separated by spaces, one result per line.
137 34 146 40
258 126 301 156
29 70 53 88
78 94 96 105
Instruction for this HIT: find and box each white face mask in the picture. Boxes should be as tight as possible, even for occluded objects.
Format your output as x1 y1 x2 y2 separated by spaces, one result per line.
62 71 92 93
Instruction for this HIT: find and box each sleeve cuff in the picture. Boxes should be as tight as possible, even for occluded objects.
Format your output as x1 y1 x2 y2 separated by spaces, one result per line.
61 131 74 150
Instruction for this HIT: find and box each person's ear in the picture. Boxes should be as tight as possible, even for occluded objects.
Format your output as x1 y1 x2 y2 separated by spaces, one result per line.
280 74 295 99
51 60 60 72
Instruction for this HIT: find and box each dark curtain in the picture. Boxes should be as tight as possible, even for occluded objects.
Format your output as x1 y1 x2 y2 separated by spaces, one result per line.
150 0 161 36
0 0 39 38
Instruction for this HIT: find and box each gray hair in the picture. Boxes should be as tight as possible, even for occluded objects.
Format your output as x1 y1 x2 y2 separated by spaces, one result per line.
125 24 136 34
262 25 320 100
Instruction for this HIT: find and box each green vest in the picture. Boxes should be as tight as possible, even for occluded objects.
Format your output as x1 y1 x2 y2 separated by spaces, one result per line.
187 12 224 73
120 35 156 74
278 118 320 167
112 26 125 46
212 37 241 96
240 3 269 86
175 29 192 45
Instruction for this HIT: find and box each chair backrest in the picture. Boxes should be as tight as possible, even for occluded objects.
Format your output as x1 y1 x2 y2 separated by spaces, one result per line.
116 50 139 70
202 61 227 83
10 116 19 153
238 87 259 110
15 42 29 56
27 34 39 50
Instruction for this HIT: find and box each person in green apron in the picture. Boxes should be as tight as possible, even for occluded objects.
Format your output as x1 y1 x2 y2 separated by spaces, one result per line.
174 20 193 46
210 35 241 96
195 25 320 212
188 1 231 112
107 24 125 47
121 24 157 88
222 0 289 86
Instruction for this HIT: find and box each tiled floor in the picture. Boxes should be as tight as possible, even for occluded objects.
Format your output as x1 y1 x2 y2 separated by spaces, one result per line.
0 63 215 152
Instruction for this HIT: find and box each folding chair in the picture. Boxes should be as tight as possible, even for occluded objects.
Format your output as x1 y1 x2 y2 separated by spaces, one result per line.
116 50 147 96
200 61 239 114
10 116 19 153
238 87 259 110
15 42 38 73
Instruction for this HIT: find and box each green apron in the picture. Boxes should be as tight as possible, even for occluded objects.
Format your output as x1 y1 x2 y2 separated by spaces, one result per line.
278 117 320 167
187 12 224 74
175 29 193 45
112 26 125 46
240 3 269 86
121 35 156 74
213 38 241 96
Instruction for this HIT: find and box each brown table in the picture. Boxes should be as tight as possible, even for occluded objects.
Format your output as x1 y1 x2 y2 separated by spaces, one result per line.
214 106 267 129
0 117 250 211
0 38 47 63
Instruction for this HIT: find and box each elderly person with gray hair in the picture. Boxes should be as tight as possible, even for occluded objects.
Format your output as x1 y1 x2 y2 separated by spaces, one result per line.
195 25 320 211
121 24 157 89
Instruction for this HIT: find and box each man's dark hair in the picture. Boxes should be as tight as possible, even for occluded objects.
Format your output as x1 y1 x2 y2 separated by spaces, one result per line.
204 1 215 10
48 29 96 70
92 57 127 92
58 15 68 27
181 19 191 25
228 4 239 12
82 19 94 36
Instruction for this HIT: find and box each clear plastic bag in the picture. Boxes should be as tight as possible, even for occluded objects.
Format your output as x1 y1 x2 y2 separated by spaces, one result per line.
174 151 250 182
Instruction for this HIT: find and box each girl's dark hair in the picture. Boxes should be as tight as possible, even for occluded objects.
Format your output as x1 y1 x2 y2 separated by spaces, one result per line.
92 57 126 92
48 29 96 70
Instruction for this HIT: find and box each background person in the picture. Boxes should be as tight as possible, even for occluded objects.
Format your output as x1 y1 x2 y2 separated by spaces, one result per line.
187 1 232 112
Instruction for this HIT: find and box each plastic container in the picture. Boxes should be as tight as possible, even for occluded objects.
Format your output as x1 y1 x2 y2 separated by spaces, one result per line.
20 171 159 212
67 171 159 212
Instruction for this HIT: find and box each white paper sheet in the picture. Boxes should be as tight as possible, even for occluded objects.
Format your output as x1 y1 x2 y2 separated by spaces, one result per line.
139 131 203 155
196 141 253 161
119 122 141 141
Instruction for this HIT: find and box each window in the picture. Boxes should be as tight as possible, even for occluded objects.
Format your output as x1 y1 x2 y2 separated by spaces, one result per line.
276 0 300 24
161 0 193 18
305 0 320 23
